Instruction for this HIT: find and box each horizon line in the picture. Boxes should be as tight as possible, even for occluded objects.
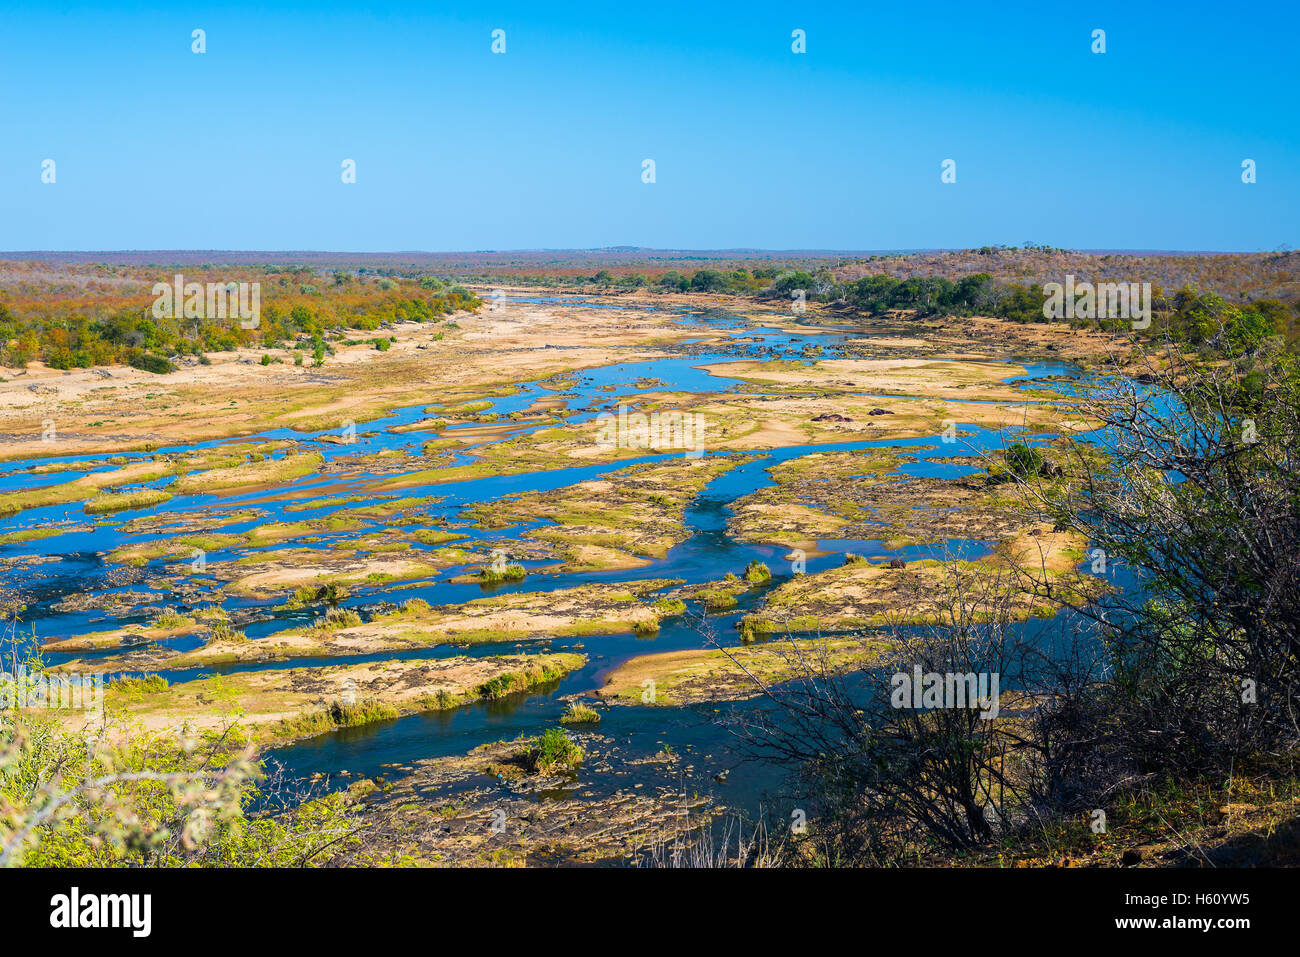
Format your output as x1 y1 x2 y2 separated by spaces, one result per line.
0 246 1282 260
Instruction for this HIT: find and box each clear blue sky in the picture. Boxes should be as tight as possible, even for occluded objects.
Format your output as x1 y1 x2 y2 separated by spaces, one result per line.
1 1 1295 252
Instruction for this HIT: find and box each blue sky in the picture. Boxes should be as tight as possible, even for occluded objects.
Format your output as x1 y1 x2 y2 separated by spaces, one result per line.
1 1 1296 252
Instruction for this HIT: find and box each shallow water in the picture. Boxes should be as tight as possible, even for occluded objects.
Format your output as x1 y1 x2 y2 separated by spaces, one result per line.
0 295 1112 818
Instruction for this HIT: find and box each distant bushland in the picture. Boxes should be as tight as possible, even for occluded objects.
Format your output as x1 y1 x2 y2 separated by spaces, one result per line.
0 272 479 371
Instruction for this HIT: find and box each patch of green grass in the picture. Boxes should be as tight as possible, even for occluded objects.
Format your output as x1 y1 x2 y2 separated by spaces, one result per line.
0 486 87 520
479 563 527 585
274 697 401 740
0 526 64 545
281 582 352 610
739 613 823 641
205 620 248 645
310 607 363 634
106 674 169 700
412 689 471 711
559 702 601 725
151 609 194 629
173 452 324 494
651 597 687 616
434 627 529 645
411 528 468 546
525 728 583 774
283 495 365 512
476 660 568 699
695 588 739 610
554 618 638 637
326 698 399 726
85 488 173 514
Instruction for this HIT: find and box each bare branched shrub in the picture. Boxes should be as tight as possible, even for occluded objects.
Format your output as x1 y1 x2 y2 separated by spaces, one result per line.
714 559 1087 865
1003 327 1300 777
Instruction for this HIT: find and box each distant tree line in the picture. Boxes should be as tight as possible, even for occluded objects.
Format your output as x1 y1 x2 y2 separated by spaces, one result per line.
567 265 1300 350
0 279 478 373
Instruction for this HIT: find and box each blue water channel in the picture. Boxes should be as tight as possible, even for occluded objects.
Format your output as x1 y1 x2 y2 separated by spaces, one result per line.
0 294 1113 818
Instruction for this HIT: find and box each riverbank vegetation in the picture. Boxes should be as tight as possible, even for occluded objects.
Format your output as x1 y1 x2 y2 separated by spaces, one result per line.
531 262 1298 347
0 270 478 372
726 325 1300 866
4 251 1296 377
398 245 1300 348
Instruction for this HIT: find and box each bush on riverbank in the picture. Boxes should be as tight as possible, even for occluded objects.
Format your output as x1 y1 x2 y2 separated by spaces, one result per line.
525 729 583 774
0 708 360 867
